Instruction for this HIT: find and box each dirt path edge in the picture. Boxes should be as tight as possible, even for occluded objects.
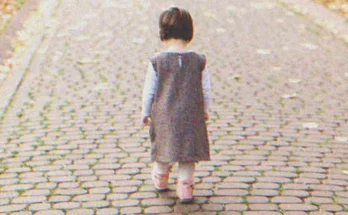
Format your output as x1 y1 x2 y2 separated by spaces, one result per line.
0 0 40 65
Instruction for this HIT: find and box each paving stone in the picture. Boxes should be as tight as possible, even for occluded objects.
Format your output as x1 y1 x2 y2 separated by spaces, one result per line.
219 212 242 215
246 196 269 204
1 184 34 192
335 192 348 198
189 212 217 215
279 204 318 211
107 193 128 200
34 211 64 215
49 176 76 183
93 163 121 170
144 206 172 214
335 198 348 205
89 187 111 194
244 212 281 215
256 176 292 183
112 186 138 193
271 196 302 203
309 212 334 215
0 198 9 206
82 200 110 208
249 204 278 210
282 190 310 197
319 204 343 212
96 208 119 215
130 192 157 199
66 209 94 215
112 199 139 207
305 197 333 204
54 188 87 195
58 182 79 189
252 183 280 189
0 204 27 213
36 183 57 189
23 189 50 196
225 204 248 211
252 189 279 197
0 178 20 185
141 198 175 206
81 181 109 188
174 203 200 213
196 183 215 189
48 196 71 203
120 207 142 214
311 184 345 192
28 203 51 211
283 212 307 215
53 202 81 210
21 177 48 184
12 212 32 215
0 191 19 199
193 189 213 197
201 204 224 211
12 196 47 204
72 194 105 202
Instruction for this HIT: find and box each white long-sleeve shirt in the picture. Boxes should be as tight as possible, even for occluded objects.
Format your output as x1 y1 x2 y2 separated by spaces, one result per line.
142 61 211 118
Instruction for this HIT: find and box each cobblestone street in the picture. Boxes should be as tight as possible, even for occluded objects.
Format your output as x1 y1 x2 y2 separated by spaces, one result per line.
0 0 347 214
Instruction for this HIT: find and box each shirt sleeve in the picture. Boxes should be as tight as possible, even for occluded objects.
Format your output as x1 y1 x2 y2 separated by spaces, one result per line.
202 65 211 113
142 62 158 117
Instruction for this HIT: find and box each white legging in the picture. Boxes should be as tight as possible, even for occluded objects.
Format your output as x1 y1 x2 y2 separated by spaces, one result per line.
153 161 195 181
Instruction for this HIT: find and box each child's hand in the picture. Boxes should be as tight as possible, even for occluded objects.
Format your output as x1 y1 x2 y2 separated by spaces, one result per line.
204 113 209 121
143 116 151 126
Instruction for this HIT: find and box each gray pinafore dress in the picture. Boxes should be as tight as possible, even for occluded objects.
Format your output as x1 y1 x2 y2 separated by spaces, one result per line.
149 51 210 163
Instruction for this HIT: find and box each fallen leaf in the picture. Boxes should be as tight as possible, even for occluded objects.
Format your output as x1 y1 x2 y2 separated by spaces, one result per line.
301 43 318 50
257 49 271 55
342 4 348 12
272 66 282 71
281 93 298 99
204 11 216 20
216 28 226 33
227 5 237 11
229 74 241 81
94 83 111 91
276 18 284 23
289 79 301 83
78 58 98 64
302 122 319 129
0 73 5 81
335 136 348 142
75 36 89 41
133 38 145 44
250 2 275 9
0 65 10 73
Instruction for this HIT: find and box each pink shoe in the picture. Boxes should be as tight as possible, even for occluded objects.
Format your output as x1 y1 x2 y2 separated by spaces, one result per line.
152 171 169 192
177 179 194 203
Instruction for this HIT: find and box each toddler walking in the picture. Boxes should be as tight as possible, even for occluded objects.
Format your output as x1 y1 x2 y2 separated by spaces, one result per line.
142 7 211 203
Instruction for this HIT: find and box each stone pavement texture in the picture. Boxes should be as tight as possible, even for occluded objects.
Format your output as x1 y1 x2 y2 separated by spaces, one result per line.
0 0 347 214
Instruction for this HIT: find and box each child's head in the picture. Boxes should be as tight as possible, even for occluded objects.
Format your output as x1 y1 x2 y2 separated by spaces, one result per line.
159 7 193 42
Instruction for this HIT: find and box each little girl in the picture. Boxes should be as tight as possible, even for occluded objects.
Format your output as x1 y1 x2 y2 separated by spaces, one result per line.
142 7 211 203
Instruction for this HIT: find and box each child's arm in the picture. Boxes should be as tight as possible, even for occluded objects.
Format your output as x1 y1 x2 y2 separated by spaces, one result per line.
142 62 158 126
202 65 211 121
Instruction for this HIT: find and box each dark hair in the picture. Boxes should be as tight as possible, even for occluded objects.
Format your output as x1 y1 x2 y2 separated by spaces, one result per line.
159 7 194 42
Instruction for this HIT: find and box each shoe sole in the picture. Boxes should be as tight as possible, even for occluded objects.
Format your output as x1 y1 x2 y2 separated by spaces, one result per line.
155 187 169 192
179 198 193 204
